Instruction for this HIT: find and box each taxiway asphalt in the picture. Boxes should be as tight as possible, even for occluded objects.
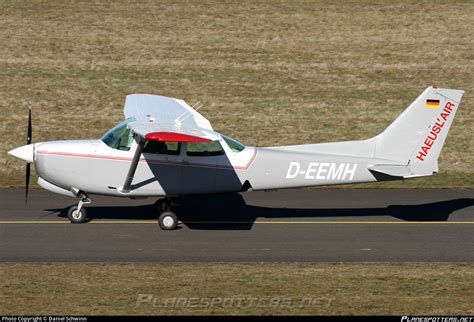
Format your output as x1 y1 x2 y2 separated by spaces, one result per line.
1 188 473 263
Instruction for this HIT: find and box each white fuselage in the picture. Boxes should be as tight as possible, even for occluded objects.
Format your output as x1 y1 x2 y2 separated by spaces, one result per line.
10 135 394 199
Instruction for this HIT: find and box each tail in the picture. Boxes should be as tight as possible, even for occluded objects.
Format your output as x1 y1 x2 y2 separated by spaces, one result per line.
372 86 464 177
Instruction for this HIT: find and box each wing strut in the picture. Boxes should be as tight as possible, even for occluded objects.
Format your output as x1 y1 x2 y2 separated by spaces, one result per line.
120 135 145 193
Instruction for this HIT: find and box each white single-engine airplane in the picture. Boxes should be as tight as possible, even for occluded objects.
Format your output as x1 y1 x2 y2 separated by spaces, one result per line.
9 86 464 229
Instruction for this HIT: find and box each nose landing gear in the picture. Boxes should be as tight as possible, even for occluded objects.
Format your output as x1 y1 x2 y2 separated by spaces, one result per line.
67 193 90 224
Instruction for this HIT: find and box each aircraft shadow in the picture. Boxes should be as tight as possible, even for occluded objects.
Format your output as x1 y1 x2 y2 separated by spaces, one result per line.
48 193 473 230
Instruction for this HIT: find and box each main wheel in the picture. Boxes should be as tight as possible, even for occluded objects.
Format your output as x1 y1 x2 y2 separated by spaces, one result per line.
67 205 87 224
154 198 171 214
158 211 178 230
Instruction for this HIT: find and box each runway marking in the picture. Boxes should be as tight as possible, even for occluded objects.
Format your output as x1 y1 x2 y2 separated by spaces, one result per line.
182 221 474 224
0 220 473 225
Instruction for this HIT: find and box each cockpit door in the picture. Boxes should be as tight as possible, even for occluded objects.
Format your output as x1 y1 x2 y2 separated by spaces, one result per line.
180 141 222 194
141 141 182 195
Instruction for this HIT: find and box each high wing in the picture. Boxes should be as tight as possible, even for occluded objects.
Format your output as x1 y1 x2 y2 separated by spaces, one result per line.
124 94 213 131
124 94 217 142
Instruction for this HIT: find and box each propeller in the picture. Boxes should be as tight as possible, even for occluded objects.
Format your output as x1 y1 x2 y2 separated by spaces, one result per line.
25 105 32 204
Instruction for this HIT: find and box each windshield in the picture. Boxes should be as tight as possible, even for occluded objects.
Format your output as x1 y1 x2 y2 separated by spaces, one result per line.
221 135 245 152
101 118 136 151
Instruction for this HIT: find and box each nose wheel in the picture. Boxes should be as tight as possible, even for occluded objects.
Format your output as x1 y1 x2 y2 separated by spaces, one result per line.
67 205 87 223
67 193 90 224
155 198 179 230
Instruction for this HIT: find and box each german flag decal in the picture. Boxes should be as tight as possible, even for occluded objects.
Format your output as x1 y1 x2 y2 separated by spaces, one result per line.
426 99 440 108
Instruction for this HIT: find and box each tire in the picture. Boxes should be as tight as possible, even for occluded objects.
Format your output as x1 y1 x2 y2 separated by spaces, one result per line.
67 205 87 224
158 211 178 230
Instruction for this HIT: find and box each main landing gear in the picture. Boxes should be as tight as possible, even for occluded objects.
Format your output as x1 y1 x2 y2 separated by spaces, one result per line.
67 192 91 224
155 198 179 230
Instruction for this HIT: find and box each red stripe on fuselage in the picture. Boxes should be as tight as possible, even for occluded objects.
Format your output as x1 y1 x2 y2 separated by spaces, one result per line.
36 149 257 171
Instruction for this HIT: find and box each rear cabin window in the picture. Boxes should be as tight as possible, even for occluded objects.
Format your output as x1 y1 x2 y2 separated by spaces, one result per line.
222 135 245 152
186 141 225 157
144 141 180 155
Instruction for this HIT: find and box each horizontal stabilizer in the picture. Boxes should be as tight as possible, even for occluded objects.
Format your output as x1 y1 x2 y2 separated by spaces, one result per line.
368 164 412 178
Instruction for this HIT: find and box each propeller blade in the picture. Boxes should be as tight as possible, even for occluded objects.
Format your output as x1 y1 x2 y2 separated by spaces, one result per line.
26 162 30 204
26 106 32 204
27 106 32 145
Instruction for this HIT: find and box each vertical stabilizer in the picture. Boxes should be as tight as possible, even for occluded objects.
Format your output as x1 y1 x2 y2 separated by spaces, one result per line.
373 86 464 175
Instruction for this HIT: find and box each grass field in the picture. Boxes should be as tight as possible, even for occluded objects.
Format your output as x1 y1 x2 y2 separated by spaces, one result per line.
0 2 473 315
0 0 473 188
1 263 473 315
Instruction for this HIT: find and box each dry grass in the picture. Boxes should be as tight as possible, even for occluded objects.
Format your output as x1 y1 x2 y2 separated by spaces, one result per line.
0 0 473 188
1 263 473 315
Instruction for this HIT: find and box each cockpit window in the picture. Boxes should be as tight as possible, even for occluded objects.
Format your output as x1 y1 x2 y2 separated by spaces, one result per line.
101 118 135 151
222 135 245 152
144 141 180 155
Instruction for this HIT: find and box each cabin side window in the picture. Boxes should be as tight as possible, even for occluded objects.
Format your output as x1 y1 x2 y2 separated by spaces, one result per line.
143 141 181 155
221 135 245 152
186 141 225 157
